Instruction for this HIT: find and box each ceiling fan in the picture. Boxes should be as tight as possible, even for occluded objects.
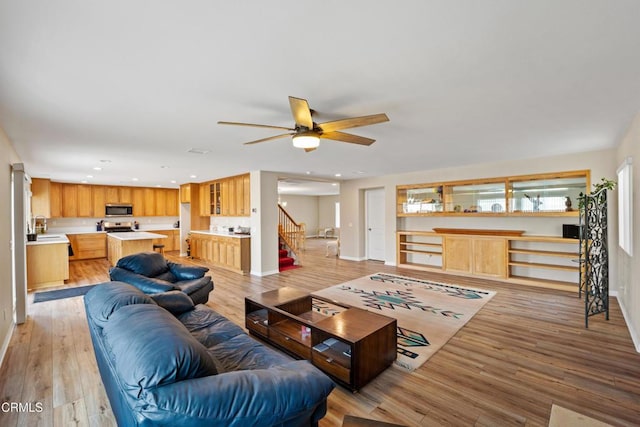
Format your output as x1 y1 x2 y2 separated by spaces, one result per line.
218 96 389 152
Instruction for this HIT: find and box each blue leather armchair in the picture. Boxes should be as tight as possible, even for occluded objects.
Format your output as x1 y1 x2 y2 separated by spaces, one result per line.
109 252 213 304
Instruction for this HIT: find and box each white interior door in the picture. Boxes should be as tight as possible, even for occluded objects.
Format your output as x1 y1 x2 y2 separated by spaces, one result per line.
365 188 385 261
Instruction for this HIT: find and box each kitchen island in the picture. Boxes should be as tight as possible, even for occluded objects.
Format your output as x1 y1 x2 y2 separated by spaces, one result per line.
26 234 70 290
189 230 251 275
107 231 167 266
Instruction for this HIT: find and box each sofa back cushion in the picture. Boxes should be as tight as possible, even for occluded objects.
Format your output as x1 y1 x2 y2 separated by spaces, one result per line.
116 251 170 277
84 282 156 329
103 304 217 395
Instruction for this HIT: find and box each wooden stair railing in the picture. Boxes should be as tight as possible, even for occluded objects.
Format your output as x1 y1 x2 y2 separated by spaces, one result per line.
278 205 304 261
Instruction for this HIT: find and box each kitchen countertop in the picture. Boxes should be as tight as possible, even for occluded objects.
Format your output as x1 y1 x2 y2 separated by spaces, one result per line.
26 234 70 246
190 230 251 239
106 231 167 240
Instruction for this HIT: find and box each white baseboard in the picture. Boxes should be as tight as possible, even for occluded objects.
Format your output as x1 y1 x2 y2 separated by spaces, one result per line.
338 255 366 261
385 262 397 266
0 322 15 370
617 296 640 353
251 269 280 277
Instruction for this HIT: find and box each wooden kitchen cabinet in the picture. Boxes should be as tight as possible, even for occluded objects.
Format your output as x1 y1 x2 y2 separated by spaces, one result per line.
77 185 93 217
32 179 180 219
105 187 120 204
190 232 250 274
143 188 156 216
50 182 63 218
197 174 250 217
68 233 107 260
62 184 79 217
149 229 179 252
166 189 178 216
180 183 191 203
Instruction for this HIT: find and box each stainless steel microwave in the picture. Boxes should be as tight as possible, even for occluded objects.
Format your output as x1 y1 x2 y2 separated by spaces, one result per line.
105 204 133 217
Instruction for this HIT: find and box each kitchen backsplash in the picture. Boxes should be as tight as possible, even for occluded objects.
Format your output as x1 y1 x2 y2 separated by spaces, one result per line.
48 216 179 232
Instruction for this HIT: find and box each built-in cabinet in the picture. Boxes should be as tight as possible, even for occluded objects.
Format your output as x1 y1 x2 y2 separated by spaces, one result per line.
31 178 179 218
197 173 250 217
189 232 251 274
148 229 180 252
67 233 107 260
397 230 580 291
397 170 590 217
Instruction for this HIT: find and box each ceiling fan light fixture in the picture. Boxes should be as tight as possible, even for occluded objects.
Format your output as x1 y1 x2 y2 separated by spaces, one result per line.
292 133 320 149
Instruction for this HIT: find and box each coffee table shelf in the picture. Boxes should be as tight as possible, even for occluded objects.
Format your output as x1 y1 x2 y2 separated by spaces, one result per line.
245 287 397 391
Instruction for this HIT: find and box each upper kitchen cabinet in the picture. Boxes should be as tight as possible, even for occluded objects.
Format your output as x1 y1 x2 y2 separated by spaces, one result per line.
180 183 192 203
200 174 250 217
31 179 179 218
397 170 590 217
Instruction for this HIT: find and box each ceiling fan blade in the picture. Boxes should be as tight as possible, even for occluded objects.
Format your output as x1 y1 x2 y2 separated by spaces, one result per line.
318 113 389 133
243 133 293 145
320 131 375 146
218 121 293 131
289 97 314 129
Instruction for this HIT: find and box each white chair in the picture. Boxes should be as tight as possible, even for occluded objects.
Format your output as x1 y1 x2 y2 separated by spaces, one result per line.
326 238 340 257
319 227 334 238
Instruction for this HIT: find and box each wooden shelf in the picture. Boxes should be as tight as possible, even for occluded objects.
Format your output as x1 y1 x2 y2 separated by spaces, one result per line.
508 248 578 258
397 230 581 291
400 249 442 256
508 261 579 272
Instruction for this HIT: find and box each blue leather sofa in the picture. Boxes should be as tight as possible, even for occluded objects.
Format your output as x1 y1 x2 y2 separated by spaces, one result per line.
109 252 213 304
84 282 335 426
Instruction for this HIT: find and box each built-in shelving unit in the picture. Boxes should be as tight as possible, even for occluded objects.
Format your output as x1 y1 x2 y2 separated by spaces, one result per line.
397 170 590 217
397 230 580 291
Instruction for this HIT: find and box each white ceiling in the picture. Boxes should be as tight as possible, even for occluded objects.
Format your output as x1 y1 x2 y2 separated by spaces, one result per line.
1 1 639 195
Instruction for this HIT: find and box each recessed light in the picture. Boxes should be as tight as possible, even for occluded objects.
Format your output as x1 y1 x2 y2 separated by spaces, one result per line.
306 171 312 175
81 180 88 184
93 167 102 171
170 180 177 184
189 174 197 179
334 173 342 177
132 178 139 182
332 183 338 186
86 175 93 178
156 184 162 187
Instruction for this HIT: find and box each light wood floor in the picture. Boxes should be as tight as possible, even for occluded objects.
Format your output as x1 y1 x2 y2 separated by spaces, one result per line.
1 238 639 426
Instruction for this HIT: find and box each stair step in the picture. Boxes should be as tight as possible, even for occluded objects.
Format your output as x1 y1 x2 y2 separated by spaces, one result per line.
278 249 289 257
279 256 295 267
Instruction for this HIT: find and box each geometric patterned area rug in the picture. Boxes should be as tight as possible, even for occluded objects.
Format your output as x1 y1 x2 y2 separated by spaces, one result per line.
312 272 496 371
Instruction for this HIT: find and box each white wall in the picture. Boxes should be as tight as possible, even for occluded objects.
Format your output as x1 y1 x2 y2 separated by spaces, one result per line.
277 195 319 236
0 126 23 366
615 112 640 351
340 149 618 276
319 195 339 233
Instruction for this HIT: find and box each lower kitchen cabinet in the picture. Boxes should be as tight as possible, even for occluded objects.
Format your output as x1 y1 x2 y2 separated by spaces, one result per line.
190 232 250 274
148 229 180 252
67 233 107 260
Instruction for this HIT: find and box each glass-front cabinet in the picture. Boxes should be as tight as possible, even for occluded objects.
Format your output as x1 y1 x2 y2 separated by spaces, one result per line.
397 170 589 217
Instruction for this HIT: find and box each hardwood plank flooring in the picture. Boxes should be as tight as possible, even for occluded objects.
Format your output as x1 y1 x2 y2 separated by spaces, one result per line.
1 238 639 426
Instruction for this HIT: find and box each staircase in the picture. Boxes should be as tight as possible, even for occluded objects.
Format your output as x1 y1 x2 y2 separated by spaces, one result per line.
278 205 303 271
278 245 297 271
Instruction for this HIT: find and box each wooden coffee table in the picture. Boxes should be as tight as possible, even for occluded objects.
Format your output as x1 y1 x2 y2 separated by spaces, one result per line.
245 287 397 390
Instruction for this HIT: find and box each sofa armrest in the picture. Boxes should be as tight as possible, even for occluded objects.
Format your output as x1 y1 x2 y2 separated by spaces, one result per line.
109 267 177 294
173 277 213 296
139 361 334 426
168 262 209 281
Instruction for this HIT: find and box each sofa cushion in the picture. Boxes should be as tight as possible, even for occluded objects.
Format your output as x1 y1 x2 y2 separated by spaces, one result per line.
103 304 217 395
168 262 209 280
178 305 247 347
109 267 178 294
116 251 170 277
174 277 212 296
150 291 195 315
84 281 156 329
